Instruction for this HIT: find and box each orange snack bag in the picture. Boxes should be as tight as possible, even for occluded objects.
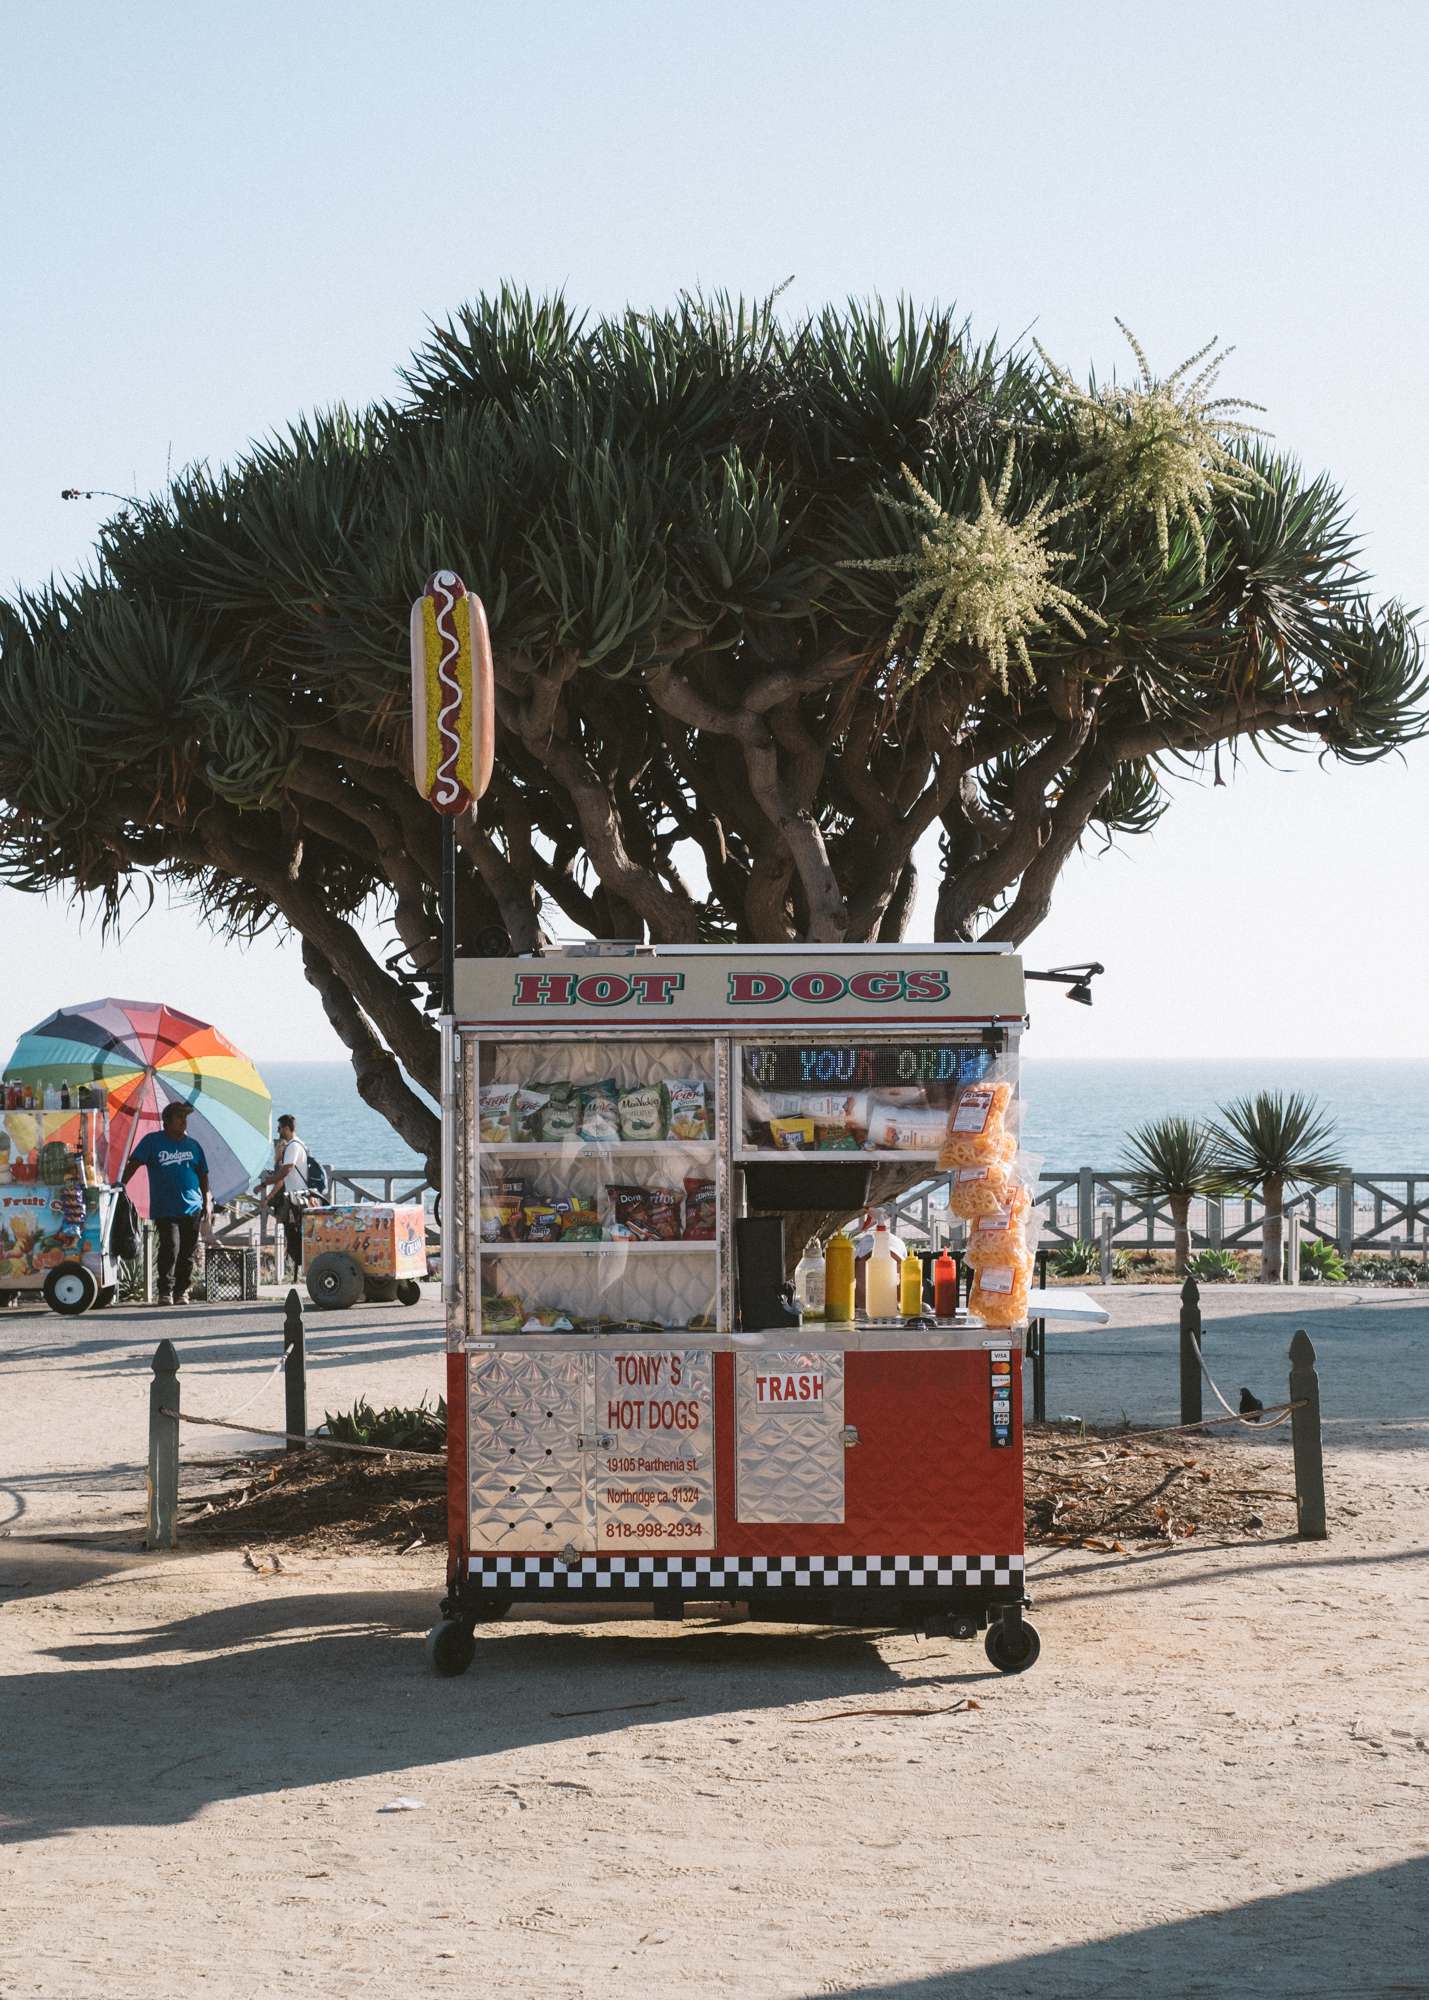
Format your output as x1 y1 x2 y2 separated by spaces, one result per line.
948 1160 1016 1218
965 1184 1031 1267
969 1251 1031 1327
938 1078 1014 1169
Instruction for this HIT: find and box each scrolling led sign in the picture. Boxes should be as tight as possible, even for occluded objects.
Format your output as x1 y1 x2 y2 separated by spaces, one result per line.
741 1044 994 1090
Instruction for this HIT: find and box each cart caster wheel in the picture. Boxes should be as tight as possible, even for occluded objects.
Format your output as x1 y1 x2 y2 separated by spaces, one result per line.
43 1263 100 1316
396 1280 422 1307
306 1252 364 1310
95 1285 116 1309
985 1616 1041 1674
425 1620 476 1677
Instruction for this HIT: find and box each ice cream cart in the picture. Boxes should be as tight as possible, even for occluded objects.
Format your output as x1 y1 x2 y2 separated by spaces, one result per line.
0 1107 121 1314
303 1201 428 1308
427 944 1048 1675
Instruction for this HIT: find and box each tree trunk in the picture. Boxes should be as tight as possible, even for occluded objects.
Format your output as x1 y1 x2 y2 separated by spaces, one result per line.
1261 1174 1285 1284
1171 1193 1192 1278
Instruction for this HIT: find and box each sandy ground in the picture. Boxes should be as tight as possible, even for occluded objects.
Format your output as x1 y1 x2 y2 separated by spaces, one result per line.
2 1285 1427 1998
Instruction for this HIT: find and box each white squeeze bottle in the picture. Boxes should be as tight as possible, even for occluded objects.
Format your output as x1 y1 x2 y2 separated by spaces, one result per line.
864 1222 899 1319
796 1240 825 1313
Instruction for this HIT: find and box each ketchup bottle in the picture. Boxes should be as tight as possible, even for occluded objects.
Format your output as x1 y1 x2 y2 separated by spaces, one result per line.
933 1248 959 1319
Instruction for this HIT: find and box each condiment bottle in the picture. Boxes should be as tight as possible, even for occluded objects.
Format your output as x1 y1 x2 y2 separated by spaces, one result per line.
864 1223 899 1319
823 1232 855 1323
59 1081 72 1110
795 1239 825 1314
933 1248 959 1318
899 1250 923 1319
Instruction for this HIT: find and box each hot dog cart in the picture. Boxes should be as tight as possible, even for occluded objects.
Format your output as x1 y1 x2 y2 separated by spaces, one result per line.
0 1107 121 1314
427 944 1038 1676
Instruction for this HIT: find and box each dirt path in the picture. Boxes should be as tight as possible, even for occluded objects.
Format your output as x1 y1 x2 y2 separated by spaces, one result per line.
3 1289 1427 1997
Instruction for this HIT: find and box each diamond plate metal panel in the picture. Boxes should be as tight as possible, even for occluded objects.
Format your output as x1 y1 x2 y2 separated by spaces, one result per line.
592 1348 714 1552
735 1351 845 1523
480 1247 717 1330
469 1348 593 1552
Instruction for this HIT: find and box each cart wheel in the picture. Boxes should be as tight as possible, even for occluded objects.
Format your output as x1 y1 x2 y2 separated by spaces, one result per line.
363 1275 398 1305
306 1252 364 1310
43 1263 100 1316
985 1616 1041 1674
425 1619 476 1677
95 1285 117 1309
396 1280 422 1307
0 1289 14 1308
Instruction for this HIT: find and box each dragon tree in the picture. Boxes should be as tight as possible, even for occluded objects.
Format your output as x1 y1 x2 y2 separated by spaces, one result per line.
0 291 1422 1174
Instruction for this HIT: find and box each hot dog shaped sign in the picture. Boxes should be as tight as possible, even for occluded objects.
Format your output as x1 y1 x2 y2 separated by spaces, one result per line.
409 569 495 814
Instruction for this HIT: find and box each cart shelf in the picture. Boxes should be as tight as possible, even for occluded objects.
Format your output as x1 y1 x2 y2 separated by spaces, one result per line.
482 1239 717 1256
734 1148 943 1163
482 1141 715 1158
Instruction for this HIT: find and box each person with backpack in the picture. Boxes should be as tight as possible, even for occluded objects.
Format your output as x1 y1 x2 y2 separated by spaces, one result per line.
258 1113 324 1277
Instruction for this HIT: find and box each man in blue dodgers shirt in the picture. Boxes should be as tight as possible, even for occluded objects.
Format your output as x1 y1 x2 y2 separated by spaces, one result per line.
122 1101 211 1306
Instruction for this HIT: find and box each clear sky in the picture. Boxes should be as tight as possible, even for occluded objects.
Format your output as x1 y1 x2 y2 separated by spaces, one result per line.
2 0 1426 1064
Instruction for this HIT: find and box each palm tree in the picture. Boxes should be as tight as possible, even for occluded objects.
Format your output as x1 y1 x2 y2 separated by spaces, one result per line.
1209 1093 1346 1284
1121 1117 1225 1276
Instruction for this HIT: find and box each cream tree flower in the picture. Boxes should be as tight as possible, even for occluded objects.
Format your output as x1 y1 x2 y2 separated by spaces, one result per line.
1037 320 1268 576
849 444 1105 690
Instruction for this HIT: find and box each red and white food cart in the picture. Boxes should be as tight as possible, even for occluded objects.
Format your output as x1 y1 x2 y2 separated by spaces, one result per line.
428 944 1040 1675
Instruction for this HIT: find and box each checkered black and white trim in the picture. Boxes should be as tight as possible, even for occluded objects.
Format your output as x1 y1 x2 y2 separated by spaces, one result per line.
465 1554 1023 1590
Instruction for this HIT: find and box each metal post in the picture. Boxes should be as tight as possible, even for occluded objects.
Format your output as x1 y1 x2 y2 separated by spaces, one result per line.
1077 1167 1095 1244
283 1288 307 1451
1030 1248 1049 1424
1098 1210 1113 1284
146 1339 180 1549
1285 1213 1301 1286
439 814 458 1307
1288 1329 1327 1540
1179 1275 1203 1428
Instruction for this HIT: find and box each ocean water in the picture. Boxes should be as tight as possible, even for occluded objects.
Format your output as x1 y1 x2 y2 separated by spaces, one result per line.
260 1057 1429 1174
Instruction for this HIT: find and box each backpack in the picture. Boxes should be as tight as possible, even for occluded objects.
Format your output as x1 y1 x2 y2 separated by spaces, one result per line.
305 1154 330 1200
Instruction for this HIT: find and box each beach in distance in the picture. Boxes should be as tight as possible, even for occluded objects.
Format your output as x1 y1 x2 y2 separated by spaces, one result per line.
259 1057 1429 1179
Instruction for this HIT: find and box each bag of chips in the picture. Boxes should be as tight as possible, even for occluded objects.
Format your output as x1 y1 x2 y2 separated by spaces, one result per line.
606 1184 652 1240
645 1188 682 1240
479 1085 520 1145
947 1160 1016 1219
522 1202 564 1243
536 1083 579 1143
511 1088 549 1144
664 1079 710 1141
969 1251 1032 1328
770 1116 816 1150
682 1177 716 1239
479 1293 524 1332
618 1083 665 1142
965 1184 1032 1266
479 1178 528 1242
938 1074 1015 1169
579 1078 620 1143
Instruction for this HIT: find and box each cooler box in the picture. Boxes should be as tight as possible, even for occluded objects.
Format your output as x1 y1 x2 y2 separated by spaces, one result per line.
303 1202 428 1280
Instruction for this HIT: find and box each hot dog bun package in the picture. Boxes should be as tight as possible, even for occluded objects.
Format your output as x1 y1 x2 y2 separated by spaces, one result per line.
938 1064 1017 1170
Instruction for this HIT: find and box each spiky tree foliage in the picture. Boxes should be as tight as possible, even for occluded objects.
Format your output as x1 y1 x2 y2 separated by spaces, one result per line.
0 290 1423 1173
1209 1092 1346 1284
1121 1116 1226 1276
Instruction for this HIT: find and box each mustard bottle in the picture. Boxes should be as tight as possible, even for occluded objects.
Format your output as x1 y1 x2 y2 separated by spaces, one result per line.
899 1250 923 1319
823 1231 855 1323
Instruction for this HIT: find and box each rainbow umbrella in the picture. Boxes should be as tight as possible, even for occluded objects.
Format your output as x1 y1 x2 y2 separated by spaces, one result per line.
4 999 272 1211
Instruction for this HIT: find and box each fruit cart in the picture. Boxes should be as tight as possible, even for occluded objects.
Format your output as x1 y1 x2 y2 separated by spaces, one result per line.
303 1201 428 1309
0 1107 121 1315
427 944 1048 1676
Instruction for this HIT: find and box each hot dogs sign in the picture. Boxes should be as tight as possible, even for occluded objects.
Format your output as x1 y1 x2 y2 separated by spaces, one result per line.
455 948 1027 1028
409 569 495 815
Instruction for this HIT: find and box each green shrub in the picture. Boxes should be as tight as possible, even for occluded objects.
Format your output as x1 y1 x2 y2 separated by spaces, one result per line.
1297 1238 1347 1283
319 1395 446 1452
1186 1248 1241 1282
1052 1238 1098 1277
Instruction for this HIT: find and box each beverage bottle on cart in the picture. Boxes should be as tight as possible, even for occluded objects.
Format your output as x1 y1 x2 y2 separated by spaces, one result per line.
899 1250 924 1319
865 1223 899 1318
795 1240 825 1313
933 1247 958 1318
823 1231 855 1323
